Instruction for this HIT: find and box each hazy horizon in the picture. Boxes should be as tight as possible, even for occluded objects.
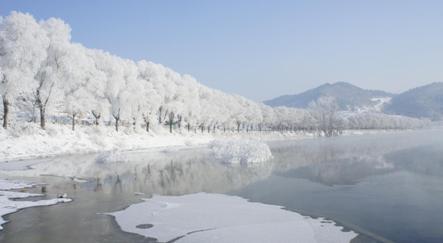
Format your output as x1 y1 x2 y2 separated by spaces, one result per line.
1 0 442 101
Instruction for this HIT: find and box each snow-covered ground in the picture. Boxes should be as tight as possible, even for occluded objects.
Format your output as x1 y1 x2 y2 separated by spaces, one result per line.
0 122 401 163
0 179 71 230
0 124 211 162
108 193 357 243
0 123 313 162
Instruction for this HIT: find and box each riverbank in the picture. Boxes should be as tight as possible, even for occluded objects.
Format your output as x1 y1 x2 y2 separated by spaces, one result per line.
0 123 410 162
0 123 313 162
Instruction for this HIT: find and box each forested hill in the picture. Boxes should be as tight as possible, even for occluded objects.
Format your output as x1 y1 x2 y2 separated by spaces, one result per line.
384 82 443 120
264 82 393 110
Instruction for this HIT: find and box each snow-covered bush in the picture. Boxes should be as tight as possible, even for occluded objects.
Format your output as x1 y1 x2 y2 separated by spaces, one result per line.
209 139 273 164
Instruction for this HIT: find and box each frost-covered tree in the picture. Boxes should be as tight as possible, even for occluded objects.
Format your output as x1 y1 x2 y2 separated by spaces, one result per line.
309 96 343 137
0 12 49 128
137 61 162 132
0 11 431 134
93 51 133 132
79 49 109 126
33 17 71 129
60 44 101 130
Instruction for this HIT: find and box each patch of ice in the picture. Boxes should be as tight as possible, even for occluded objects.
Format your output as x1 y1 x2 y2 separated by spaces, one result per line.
209 139 273 164
0 179 72 230
0 179 36 190
108 193 357 243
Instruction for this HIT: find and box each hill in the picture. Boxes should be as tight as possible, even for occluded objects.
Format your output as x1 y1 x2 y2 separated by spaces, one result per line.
384 82 443 120
264 82 393 110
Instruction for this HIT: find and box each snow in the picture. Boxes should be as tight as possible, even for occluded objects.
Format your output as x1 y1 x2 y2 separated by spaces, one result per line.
108 193 357 243
370 97 392 112
210 139 273 164
0 179 71 230
0 121 416 164
0 123 212 162
352 97 392 113
0 123 315 162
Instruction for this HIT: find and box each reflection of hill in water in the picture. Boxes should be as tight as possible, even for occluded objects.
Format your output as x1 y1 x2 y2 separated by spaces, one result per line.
280 157 393 186
270 130 443 186
386 145 443 177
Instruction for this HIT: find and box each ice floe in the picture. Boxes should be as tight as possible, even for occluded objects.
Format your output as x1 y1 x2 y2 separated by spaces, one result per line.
0 179 71 230
108 193 357 243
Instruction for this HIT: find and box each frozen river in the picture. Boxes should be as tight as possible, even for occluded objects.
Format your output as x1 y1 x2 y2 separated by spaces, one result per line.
0 129 442 242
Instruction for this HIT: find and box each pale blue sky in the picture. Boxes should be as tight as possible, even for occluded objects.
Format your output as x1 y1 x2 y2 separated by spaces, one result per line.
1 0 442 101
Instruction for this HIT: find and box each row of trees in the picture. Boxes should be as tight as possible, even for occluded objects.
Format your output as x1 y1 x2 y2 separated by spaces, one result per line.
0 12 429 136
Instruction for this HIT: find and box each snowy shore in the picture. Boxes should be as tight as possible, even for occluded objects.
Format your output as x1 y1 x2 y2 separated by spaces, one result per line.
0 123 314 162
0 123 409 162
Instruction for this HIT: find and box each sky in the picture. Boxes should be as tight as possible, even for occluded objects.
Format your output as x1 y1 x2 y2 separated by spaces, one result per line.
1 0 442 101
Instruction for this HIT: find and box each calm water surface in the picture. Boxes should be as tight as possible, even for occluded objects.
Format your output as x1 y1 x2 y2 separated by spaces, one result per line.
1 129 443 243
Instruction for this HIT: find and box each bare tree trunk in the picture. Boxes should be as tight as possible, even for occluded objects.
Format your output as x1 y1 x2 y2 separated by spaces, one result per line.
115 118 119 131
2 97 9 129
237 122 241 133
168 112 175 133
31 102 37 123
158 107 163 124
142 113 150 133
177 115 182 129
145 120 150 132
113 115 120 132
91 111 101 125
39 105 46 130
71 113 76 131
35 92 49 130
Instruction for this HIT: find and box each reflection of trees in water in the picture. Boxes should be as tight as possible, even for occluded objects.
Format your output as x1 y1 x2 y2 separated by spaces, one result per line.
270 135 432 186
35 149 273 195
119 158 273 195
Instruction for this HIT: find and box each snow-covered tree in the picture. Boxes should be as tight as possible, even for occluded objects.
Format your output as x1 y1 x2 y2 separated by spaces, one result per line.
0 11 431 135
60 44 101 130
33 17 71 129
0 12 49 128
309 96 343 137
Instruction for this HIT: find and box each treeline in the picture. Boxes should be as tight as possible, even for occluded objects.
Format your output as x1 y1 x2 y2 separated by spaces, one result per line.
0 12 429 136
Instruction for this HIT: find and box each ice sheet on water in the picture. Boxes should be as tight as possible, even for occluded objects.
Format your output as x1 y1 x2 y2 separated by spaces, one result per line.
108 193 357 243
0 179 71 230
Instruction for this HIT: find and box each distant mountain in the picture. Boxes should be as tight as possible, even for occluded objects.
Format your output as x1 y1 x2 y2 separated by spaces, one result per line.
264 82 393 110
384 82 443 120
